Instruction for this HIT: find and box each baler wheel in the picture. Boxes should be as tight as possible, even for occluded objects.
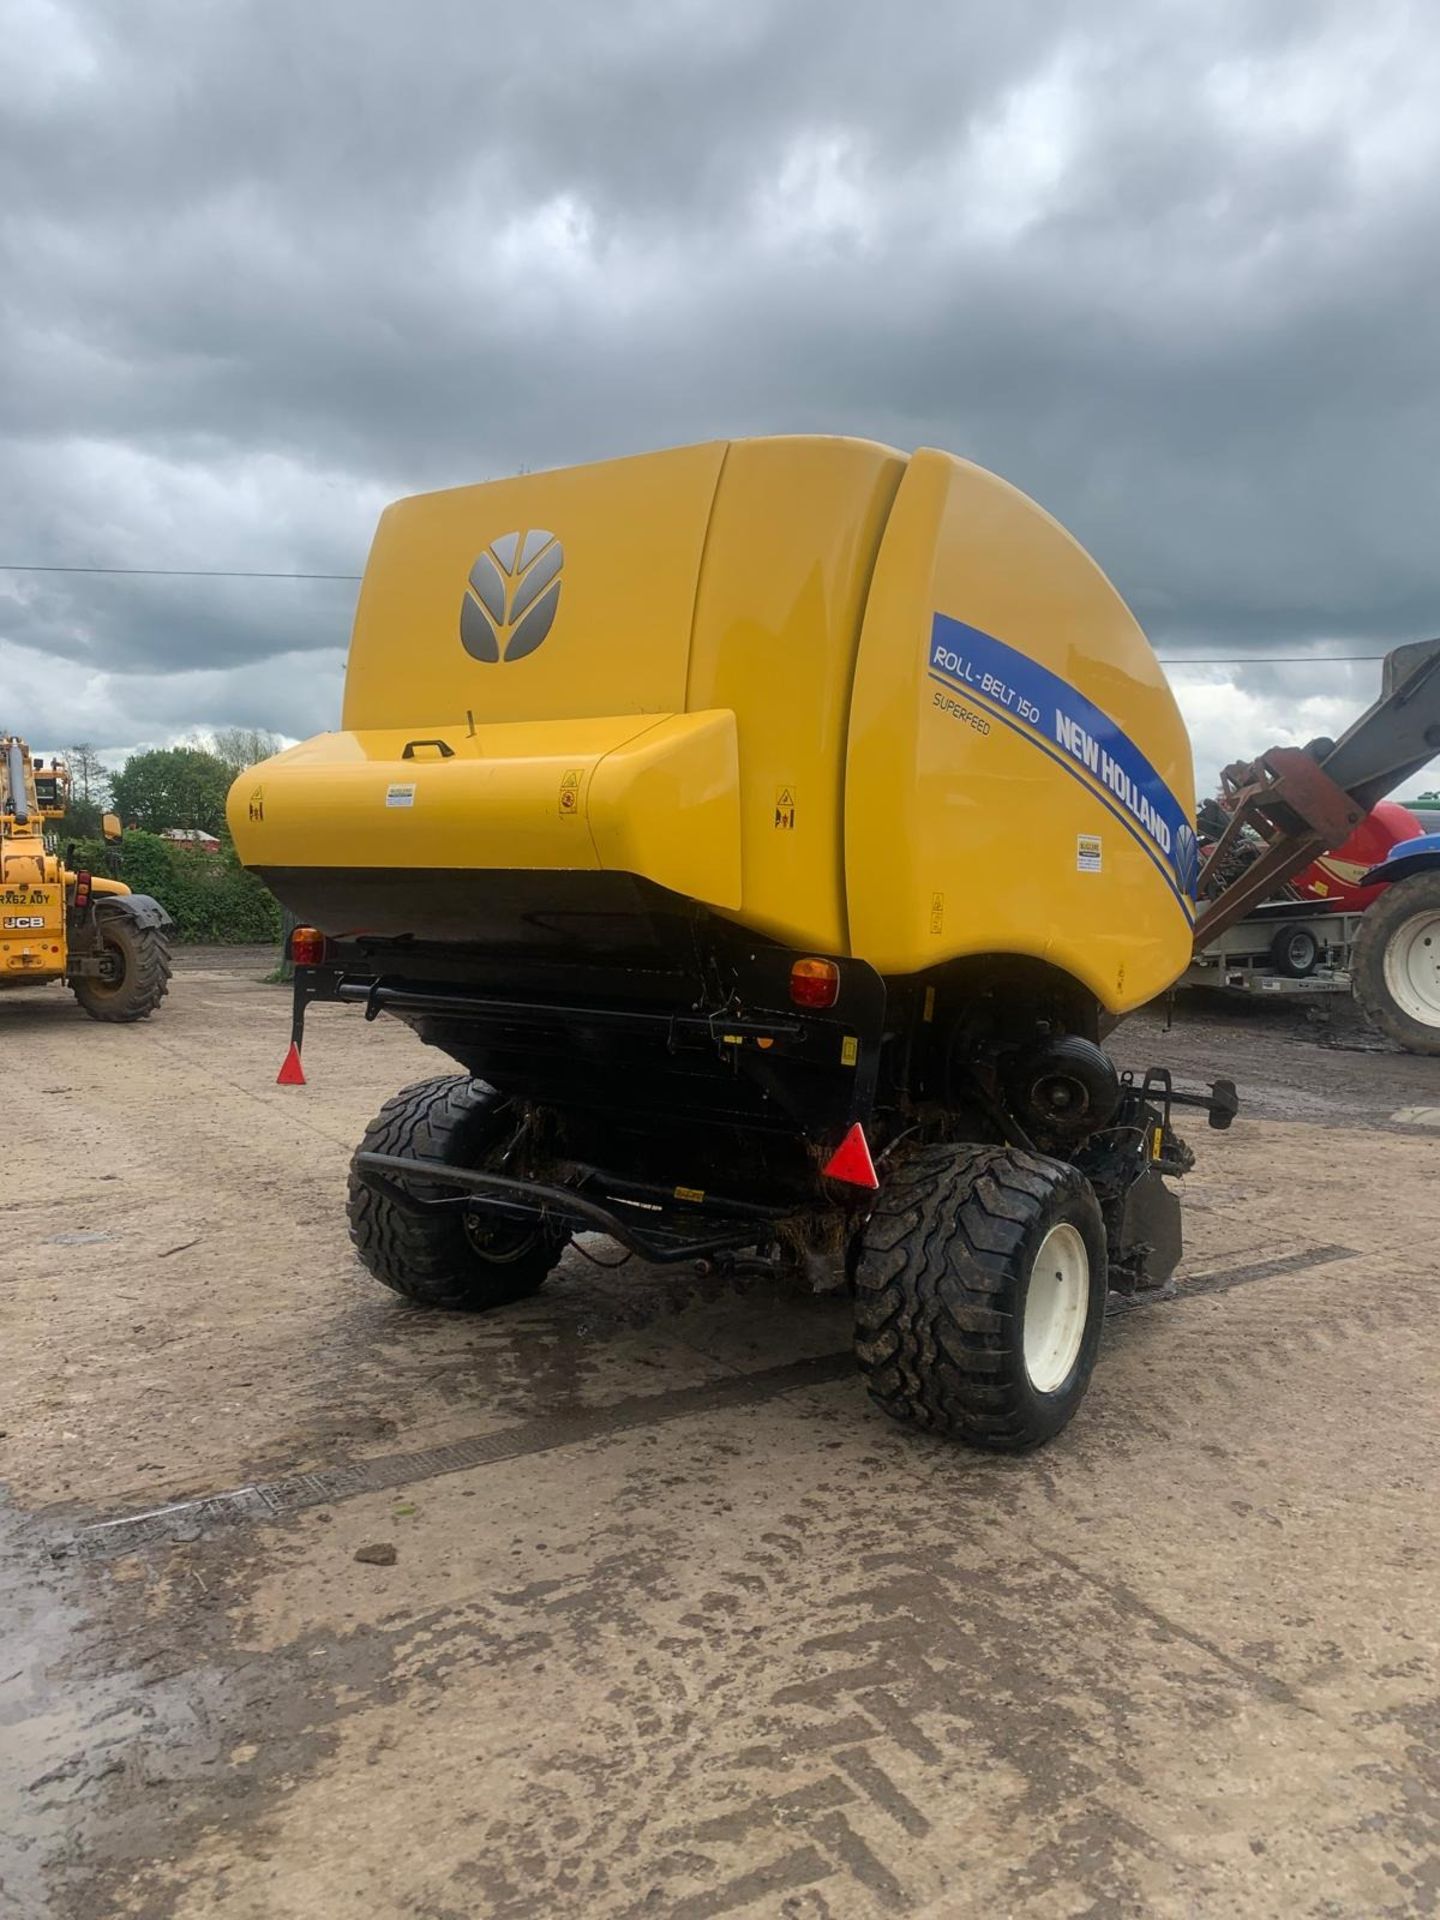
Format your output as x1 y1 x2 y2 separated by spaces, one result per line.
1351 871 1440 1055
348 1075 568 1309
853 1143 1107 1451
70 914 171 1023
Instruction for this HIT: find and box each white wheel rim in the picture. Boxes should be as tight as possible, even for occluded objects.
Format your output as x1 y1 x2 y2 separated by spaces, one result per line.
1383 909 1440 1026
1023 1223 1090 1393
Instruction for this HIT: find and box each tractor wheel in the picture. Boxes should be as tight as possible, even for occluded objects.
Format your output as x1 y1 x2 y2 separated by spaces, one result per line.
348 1074 568 1310
1351 872 1440 1055
853 1143 1107 1451
1269 923 1319 979
70 912 172 1023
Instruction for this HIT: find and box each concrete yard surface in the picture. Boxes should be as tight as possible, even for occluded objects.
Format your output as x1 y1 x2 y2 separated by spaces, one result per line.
3 952 1439 1919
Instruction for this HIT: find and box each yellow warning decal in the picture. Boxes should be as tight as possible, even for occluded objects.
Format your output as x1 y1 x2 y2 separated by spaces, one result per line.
774 785 796 831
922 986 936 1023
558 769 582 816
841 1035 859 1068
929 892 945 934
674 1186 705 1203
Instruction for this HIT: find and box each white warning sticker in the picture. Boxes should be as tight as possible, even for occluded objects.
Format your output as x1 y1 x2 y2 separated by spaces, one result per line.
1077 833 1102 873
386 783 416 809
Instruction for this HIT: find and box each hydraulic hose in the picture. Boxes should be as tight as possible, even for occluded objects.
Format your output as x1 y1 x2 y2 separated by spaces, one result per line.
5 740 27 821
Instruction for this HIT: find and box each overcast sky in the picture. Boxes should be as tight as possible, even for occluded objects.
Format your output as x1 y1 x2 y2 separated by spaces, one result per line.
4 0 1439 795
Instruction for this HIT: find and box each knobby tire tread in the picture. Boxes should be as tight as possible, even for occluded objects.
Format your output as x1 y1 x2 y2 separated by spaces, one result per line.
348 1074 563 1310
854 1143 1103 1451
72 919 171 1023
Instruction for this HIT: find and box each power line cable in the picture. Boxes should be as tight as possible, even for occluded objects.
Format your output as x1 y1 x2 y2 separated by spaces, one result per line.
1159 654 1386 664
0 563 1404 665
0 563 361 580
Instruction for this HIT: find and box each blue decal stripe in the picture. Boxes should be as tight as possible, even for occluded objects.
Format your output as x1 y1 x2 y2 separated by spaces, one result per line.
925 672 1192 919
931 613 1189 856
926 613 1196 919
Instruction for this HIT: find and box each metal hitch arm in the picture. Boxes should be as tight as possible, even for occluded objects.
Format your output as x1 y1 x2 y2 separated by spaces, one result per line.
352 1151 790 1265
1193 638 1440 948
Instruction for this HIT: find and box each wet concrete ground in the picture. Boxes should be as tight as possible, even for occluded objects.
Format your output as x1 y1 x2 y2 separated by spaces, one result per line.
3 952 1438 1918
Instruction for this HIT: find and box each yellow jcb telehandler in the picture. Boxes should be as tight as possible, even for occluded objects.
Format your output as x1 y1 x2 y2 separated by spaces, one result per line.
1 737 172 1021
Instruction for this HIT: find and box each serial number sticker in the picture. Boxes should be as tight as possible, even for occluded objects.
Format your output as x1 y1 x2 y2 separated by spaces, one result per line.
1077 834 1102 873
385 783 416 808
3 915 45 929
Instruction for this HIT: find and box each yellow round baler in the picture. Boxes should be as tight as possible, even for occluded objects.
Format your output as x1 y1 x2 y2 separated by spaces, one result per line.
231 437 1235 1450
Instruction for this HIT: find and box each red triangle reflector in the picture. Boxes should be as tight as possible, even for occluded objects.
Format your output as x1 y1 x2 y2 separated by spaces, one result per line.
276 1042 307 1086
822 1122 878 1189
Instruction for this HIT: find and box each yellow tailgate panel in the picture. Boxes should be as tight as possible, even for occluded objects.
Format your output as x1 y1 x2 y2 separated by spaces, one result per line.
229 712 741 911
845 452 1196 1010
342 441 728 733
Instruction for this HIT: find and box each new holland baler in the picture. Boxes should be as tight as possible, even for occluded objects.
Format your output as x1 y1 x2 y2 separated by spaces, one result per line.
231 436 1240 1450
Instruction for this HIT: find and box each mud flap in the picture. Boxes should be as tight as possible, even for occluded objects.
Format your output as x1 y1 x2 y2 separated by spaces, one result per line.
98 892 173 931
1112 1166 1183 1292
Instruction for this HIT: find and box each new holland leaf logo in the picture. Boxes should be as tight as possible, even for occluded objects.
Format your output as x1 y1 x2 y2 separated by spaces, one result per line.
461 529 563 663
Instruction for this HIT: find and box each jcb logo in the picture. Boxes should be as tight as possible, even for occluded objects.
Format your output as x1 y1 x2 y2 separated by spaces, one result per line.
461 530 563 664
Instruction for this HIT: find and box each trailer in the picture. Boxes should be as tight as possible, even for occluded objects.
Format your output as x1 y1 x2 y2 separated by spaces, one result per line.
1185 901 1360 999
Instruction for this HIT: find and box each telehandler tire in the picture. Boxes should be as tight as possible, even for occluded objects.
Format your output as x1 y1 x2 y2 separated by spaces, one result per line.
70 912 171 1023
348 1074 568 1310
1351 870 1440 1054
854 1143 1107 1451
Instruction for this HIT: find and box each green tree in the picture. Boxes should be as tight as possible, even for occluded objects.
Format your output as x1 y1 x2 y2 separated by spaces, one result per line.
59 741 112 838
110 746 233 836
209 726 283 780
63 829 282 943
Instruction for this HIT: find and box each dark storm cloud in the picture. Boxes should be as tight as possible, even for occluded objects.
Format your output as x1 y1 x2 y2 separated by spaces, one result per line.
3 0 1439 781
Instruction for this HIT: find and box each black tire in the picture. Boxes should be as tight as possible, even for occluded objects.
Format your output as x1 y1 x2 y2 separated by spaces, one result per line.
1351 872 1440 1055
1269 923 1319 979
854 1144 1108 1451
347 1074 568 1309
70 912 171 1022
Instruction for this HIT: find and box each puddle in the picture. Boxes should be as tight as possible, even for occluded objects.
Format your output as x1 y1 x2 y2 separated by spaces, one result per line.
0 1495 150 1917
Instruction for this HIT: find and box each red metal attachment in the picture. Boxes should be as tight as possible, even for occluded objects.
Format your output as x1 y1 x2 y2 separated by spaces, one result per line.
1194 639 1440 950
